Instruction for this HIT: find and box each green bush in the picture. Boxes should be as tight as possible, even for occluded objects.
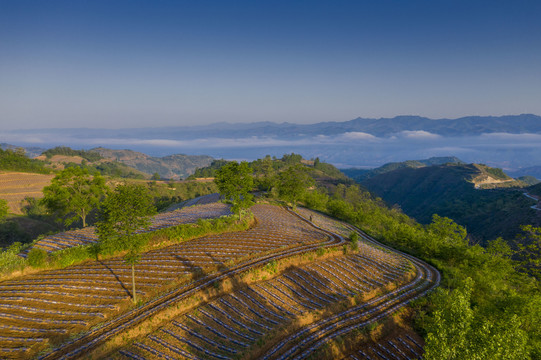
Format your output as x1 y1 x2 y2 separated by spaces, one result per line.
0 242 26 274
27 247 48 268
51 245 94 268
349 231 359 250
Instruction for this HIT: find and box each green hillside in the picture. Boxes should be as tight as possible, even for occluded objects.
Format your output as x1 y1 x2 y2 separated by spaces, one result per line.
342 156 464 182
361 163 540 243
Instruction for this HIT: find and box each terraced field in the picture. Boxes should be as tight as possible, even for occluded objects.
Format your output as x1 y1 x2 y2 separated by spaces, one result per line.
348 333 425 360
0 204 335 359
115 246 412 360
0 172 54 214
107 209 438 360
0 200 438 359
22 201 231 256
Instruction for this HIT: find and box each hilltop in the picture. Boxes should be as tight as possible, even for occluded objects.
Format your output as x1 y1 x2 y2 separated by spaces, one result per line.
361 163 540 243
342 156 464 182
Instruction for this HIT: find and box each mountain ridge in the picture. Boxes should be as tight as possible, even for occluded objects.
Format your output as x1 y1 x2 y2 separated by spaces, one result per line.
6 114 541 139
90 147 213 180
360 163 541 242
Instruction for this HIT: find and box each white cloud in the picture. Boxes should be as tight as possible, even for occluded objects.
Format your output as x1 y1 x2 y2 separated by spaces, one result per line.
399 130 441 140
341 132 378 141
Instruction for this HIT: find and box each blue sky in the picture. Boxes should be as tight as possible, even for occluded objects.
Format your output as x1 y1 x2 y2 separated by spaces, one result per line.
1 0 540 129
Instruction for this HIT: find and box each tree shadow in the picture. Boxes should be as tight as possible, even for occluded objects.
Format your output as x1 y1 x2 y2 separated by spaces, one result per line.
99 260 132 297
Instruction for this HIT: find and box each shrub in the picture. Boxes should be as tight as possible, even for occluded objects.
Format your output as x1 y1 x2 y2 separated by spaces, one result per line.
27 247 48 268
349 231 359 250
0 242 26 274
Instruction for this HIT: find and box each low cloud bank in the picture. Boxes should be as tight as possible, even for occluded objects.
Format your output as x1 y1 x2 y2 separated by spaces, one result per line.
1 130 540 170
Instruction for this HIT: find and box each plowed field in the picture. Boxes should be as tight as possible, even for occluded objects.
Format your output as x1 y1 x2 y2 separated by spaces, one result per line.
0 204 332 359
0 172 54 214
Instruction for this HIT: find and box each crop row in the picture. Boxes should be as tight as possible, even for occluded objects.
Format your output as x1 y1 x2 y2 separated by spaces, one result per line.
0 204 331 359
115 250 411 360
261 227 439 360
20 201 232 256
349 334 424 360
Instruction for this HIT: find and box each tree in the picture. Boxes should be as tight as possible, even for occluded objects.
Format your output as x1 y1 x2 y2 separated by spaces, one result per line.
277 164 315 208
214 161 254 218
96 184 156 303
424 277 529 360
253 155 276 191
516 225 541 278
41 167 107 228
151 172 161 180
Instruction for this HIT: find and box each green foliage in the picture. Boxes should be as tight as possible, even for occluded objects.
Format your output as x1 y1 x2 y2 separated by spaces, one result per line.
277 164 315 208
0 148 50 174
50 244 94 268
41 167 107 228
424 278 529 360
349 231 359 250
265 259 278 274
516 225 541 278
190 159 230 178
151 172 161 180
21 196 47 218
303 189 329 211
281 153 303 164
361 163 540 242
96 184 156 256
313 159 349 179
214 161 254 216
27 247 48 268
252 155 277 191
0 242 26 274
42 146 103 162
0 199 8 220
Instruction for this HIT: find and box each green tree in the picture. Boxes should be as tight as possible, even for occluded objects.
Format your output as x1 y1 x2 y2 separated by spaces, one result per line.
516 225 541 278
424 277 530 360
41 167 107 228
96 184 156 303
253 155 276 191
277 164 315 208
425 278 475 360
151 172 161 180
214 161 254 218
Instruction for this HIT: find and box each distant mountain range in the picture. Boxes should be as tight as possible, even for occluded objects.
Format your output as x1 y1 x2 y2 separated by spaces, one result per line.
8 114 540 140
2 114 541 170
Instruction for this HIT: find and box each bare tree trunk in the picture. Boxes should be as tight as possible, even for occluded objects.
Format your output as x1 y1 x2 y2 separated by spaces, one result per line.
131 263 136 303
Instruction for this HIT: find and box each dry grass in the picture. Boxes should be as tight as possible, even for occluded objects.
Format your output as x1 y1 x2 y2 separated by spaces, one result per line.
0 172 54 214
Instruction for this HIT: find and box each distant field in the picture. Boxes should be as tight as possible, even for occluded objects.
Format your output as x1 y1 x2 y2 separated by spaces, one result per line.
0 172 54 214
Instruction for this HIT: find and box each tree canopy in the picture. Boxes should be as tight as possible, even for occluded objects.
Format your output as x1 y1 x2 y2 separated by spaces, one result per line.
277 164 315 208
41 167 107 228
214 161 254 217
